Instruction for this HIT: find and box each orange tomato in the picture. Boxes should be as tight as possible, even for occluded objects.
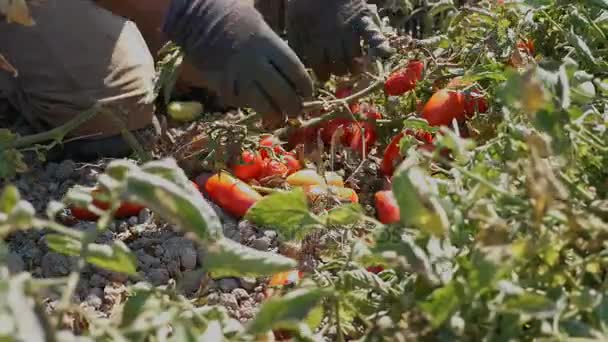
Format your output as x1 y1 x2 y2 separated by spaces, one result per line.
375 190 400 224
421 89 466 126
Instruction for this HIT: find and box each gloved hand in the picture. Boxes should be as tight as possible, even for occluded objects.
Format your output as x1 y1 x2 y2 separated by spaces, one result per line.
163 0 313 126
287 0 394 82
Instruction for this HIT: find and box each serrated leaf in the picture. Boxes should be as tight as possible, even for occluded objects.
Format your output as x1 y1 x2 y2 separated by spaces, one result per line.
392 166 449 236
419 281 463 328
205 238 297 278
46 234 137 275
247 288 330 334
320 203 364 226
245 188 318 240
124 168 223 242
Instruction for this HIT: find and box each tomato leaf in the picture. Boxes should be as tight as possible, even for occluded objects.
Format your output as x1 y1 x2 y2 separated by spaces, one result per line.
45 234 137 275
124 168 223 243
247 288 331 334
204 238 297 278
320 203 364 226
245 188 319 240
391 166 449 236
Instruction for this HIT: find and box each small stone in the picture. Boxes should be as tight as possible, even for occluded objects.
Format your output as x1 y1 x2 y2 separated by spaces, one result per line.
6 252 25 273
55 160 76 181
219 293 239 310
89 274 108 288
232 288 250 301
147 268 170 286
179 270 205 295
128 216 139 226
250 237 270 251
254 292 266 303
180 247 198 270
207 292 220 305
166 260 181 277
138 208 152 224
41 252 75 277
238 221 257 243
263 230 278 240
130 237 159 250
239 277 257 291
152 245 164 257
85 294 103 309
137 252 161 271
218 278 240 292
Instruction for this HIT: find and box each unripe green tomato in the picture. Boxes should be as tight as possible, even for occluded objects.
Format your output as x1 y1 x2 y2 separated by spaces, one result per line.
167 101 203 122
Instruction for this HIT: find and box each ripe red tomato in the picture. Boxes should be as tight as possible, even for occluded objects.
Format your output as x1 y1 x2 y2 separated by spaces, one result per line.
204 172 262 217
384 60 424 96
380 131 406 177
366 265 385 274
282 155 301 175
320 118 352 144
261 159 289 179
232 150 264 182
375 190 400 224
70 189 145 221
421 89 466 127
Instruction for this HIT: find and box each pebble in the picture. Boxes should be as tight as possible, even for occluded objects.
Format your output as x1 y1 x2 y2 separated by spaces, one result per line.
218 278 240 293
263 230 278 240
207 292 220 305
239 277 257 291
138 208 151 224
128 216 139 226
232 288 250 301
166 260 181 277
250 237 270 251
238 221 257 243
40 252 75 277
55 160 76 181
89 274 108 288
85 294 103 310
180 247 198 270
179 270 204 295
147 268 170 286
6 252 25 273
152 245 165 257
130 238 160 250
137 251 161 271
219 293 239 310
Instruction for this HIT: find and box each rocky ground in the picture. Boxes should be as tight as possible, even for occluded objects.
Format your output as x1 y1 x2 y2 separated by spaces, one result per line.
1 156 285 322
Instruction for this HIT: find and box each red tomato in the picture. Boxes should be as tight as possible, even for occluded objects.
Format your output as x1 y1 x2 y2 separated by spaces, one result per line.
517 39 535 55
204 172 262 217
320 118 352 144
70 189 145 221
375 190 400 224
421 89 466 126
464 92 488 115
232 150 264 182
384 60 424 96
261 159 289 179
346 121 378 155
283 155 302 175
380 131 406 177
366 265 385 274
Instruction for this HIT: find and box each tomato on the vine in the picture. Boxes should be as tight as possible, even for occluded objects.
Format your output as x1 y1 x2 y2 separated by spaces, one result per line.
232 150 264 182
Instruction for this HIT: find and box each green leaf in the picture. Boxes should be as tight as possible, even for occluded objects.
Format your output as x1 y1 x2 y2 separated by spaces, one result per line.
205 238 297 278
120 291 153 328
567 30 596 64
124 168 223 242
247 288 330 334
46 234 137 275
584 0 608 9
419 281 463 328
0 185 19 214
392 166 449 236
245 188 318 240
320 203 364 226
501 293 557 318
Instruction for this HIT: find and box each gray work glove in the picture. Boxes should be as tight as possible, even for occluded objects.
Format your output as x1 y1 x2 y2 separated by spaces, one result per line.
287 0 394 82
163 0 313 126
